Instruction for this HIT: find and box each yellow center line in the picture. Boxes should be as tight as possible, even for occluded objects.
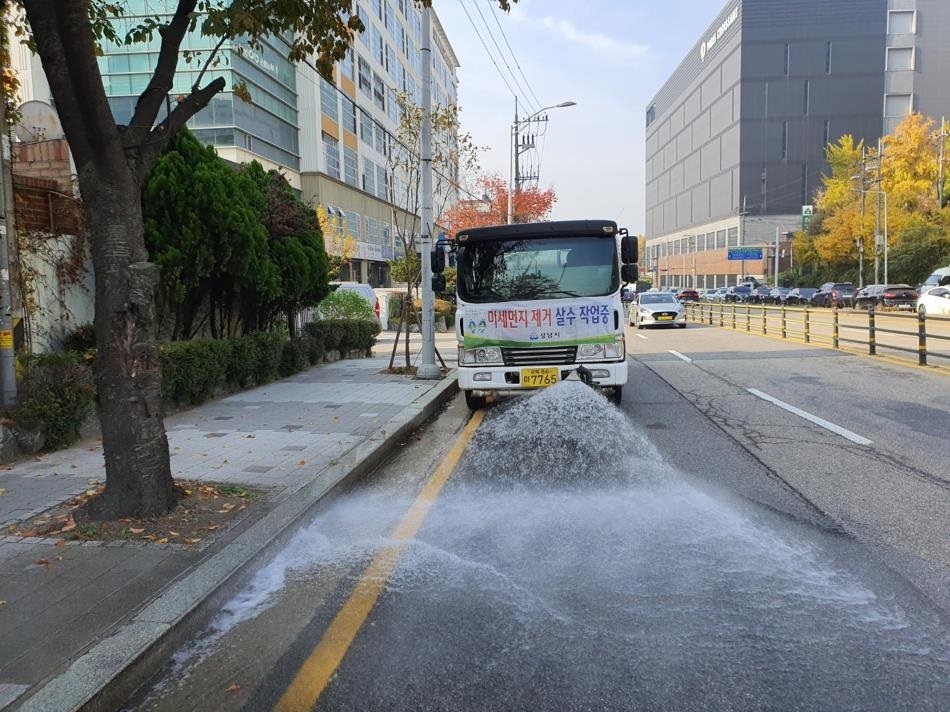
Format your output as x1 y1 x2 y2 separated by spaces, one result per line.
274 409 485 712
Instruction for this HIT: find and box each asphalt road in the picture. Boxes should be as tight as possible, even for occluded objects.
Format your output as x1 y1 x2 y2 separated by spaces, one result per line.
124 325 950 711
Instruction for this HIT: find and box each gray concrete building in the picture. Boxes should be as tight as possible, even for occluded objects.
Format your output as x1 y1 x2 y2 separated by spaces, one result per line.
644 0 949 290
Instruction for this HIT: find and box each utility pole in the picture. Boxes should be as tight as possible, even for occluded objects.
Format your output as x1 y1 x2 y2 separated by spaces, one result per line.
416 6 439 380
0 72 18 406
773 226 780 289
938 116 946 208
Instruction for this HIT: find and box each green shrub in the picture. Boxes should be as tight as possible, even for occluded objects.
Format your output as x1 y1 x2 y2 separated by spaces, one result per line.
226 336 259 388
298 335 325 365
5 352 95 450
249 331 284 384
279 339 308 377
160 339 229 405
304 320 345 351
317 289 375 321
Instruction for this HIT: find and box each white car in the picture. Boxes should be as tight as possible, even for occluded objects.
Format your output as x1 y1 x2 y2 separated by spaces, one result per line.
630 292 687 328
916 286 950 317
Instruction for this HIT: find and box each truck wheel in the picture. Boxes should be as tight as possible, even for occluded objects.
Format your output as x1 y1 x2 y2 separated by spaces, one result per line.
464 391 486 410
609 387 622 405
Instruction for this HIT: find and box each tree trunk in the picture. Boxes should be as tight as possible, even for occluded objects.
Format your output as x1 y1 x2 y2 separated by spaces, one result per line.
78 168 176 520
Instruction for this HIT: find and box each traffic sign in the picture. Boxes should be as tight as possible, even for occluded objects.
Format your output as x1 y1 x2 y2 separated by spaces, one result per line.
727 247 763 261
802 204 813 231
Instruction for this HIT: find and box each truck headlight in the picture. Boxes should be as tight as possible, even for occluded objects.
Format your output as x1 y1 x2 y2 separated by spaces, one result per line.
578 343 605 359
460 346 502 365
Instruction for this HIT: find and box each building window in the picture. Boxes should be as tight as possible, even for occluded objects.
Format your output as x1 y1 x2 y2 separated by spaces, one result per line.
322 133 340 179
376 165 389 200
727 228 737 247
646 104 656 127
888 10 916 35
783 43 790 76
886 47 915 71
363 158 375 193
884 93 913 118
717 230 727 249
320 78 338 123
781 122 788 160
341 96 357 135
823 119 830 148
803 79 809 116
372 72 386 111
360 110 374 143
345 210 361 240
825 41 832 74
357 56 372 95
343 145 358 187
340 49 355 83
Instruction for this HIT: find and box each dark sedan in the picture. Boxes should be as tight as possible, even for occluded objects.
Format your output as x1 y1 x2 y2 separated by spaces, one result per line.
785 287 816 306
724 284 753 303
854 284 918 310
764 287 791 305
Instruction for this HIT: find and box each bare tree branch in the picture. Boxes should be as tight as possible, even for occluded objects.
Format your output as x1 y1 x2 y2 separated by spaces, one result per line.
126 0 199 146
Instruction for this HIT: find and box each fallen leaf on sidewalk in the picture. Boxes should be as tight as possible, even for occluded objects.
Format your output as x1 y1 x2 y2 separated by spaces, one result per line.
129 527 145 534
54 539 65 548
0 488 5 496
35 559 51 569
0 600 6 606
298 460 307 466
226 683 241 692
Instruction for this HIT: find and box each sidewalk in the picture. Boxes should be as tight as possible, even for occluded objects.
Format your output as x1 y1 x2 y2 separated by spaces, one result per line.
0 330 459 711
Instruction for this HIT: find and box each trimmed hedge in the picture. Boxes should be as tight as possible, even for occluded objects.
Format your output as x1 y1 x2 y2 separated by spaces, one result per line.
3 320 378 453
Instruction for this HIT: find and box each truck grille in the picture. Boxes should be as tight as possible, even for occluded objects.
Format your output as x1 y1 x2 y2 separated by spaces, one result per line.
501 345 578 366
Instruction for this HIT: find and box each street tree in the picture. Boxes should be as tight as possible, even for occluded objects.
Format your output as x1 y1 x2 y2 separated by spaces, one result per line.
240 163 330 336
143 129 271 340
441 174 557 236
384 90 482 369
316 206 356 281
12 0 518 520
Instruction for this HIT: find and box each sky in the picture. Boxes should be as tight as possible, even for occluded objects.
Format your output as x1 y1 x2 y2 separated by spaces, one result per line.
434 0 722 234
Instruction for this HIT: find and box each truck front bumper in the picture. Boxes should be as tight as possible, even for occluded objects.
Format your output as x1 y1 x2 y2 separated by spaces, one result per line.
457 359 628 398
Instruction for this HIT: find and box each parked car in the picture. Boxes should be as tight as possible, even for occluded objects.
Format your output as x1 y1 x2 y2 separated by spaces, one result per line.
854 284 918 311
918 265 950 295
724 284 753 303
785 287 816 306
330 282 381 323
764 287 791 305
630 292 687 328
676 288 700 303
747 286 773 304
811 282 856 308
916 286 950 317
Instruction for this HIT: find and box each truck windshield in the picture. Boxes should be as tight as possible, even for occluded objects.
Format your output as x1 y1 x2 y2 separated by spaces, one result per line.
457 237 619 303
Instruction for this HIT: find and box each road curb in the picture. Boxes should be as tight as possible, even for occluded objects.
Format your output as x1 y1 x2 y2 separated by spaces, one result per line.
14 373 459 712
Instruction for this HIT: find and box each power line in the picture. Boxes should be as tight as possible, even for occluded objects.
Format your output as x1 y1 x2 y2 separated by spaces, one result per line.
464 0 538 115
485 0 541 110
456 0 529 112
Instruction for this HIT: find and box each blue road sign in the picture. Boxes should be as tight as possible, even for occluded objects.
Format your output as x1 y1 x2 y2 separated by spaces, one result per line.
728 247 763 260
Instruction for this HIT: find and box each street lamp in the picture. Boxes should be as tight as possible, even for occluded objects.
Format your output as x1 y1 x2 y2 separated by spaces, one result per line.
507 99 576 224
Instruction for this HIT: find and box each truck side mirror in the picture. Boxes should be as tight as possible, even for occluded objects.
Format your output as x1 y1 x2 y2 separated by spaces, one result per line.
620 235 638 265
431 243 446 274
621 264 639 283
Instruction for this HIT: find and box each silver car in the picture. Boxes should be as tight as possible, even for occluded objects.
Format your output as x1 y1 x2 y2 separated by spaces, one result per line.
630 292 687 329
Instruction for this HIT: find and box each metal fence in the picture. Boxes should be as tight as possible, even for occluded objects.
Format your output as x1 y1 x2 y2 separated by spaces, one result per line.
685 302 950 371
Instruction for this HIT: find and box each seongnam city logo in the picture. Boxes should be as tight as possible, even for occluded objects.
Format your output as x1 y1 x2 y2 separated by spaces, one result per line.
700 4 740 62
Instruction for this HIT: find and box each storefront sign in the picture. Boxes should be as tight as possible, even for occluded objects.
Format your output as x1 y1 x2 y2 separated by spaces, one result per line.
700 5 740 62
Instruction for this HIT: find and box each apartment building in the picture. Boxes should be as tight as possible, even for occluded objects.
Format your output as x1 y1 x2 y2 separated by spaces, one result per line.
10 0 461 287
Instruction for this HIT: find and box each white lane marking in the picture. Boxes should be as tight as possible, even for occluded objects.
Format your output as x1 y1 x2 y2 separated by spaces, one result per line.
670 350 692 363
747 388 873 445
635 333 648 339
